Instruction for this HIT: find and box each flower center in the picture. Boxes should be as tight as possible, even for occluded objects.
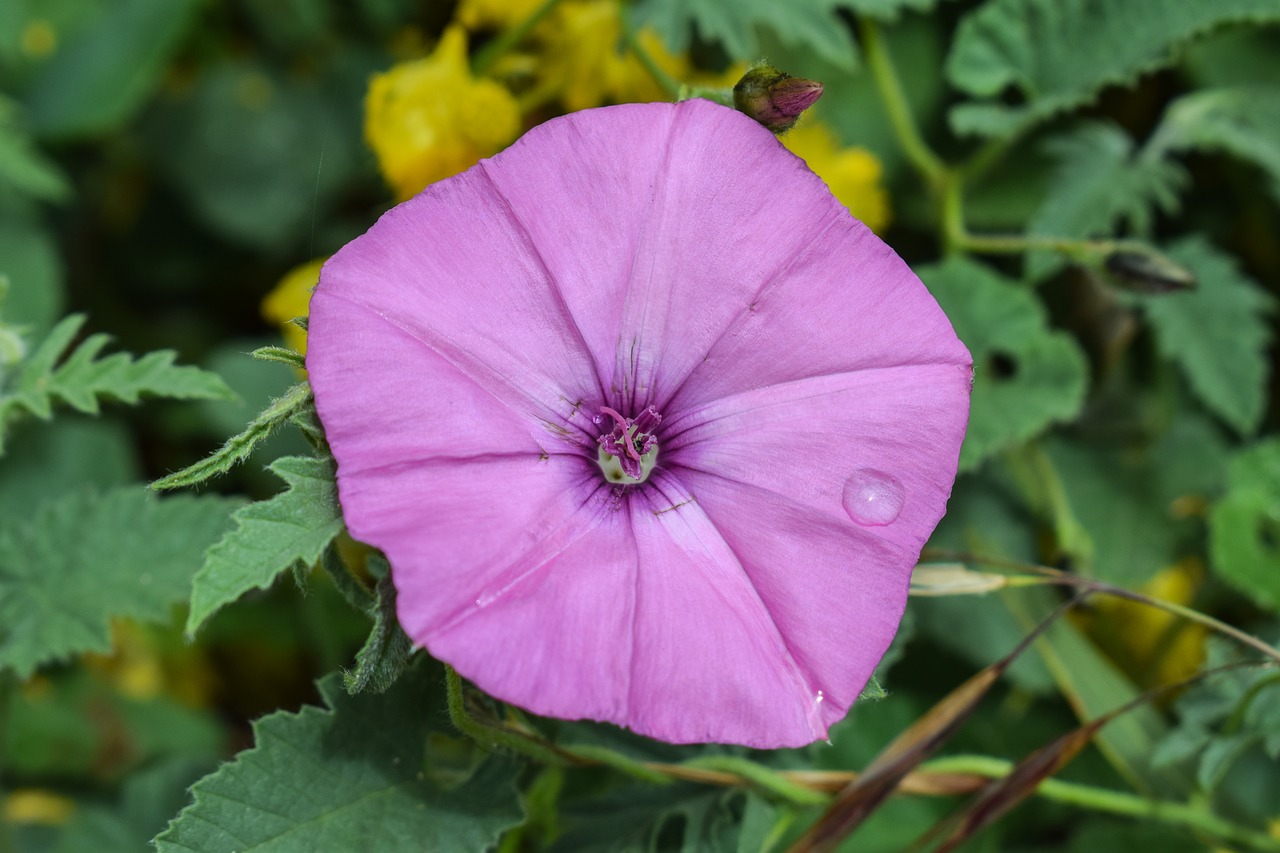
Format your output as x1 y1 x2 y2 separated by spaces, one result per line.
594 405 661 485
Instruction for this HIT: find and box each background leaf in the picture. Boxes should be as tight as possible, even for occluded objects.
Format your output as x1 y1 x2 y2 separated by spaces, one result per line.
1025 122 1186 280
630 0 858 69
1209 438 1280 610
21 0 204 138
945 0 1280 137
920 257 1088 470
1148 87 1280 208
154 663 525 852
1139 238 1275 435
0 488 241 677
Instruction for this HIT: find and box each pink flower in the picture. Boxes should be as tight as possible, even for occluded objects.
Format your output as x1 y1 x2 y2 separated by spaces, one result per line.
307 99 971 748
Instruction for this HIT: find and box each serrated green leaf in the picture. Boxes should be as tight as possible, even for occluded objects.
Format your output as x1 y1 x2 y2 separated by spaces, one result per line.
1149 87 1280 208
23 0 204 138
945 0 1280 138
630 0 858 70
1209 439 1280 610
0 314 236 451
1140 238 1275 435
186 455 344 636
154 663 524 852
344 571 414 695
920 257 1088 470
1027 122 1186 280
0 488 241 677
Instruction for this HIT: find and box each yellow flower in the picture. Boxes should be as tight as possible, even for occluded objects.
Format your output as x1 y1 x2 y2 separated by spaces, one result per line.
262 258 325 354
364 26 521 200
539 1 742 110
456 0 545 31
783 121 891 234
2 790 75 826
1083 559 1208 689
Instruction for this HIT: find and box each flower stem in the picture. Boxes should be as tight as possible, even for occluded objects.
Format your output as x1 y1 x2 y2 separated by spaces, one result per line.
857 17 946 189
443 665 571 765
620 12 682 99
923 755 1280 851
471 0 563 76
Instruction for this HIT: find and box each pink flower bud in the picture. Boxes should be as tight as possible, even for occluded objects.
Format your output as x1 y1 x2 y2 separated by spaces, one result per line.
733 64 824 134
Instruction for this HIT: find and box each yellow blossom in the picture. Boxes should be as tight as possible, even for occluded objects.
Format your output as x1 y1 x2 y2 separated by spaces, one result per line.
262 258 325 355
783 121 892 234
456 0 545 31
539 1 742 110
1083 559 1208 689
364 26 521 200
3 790 75 826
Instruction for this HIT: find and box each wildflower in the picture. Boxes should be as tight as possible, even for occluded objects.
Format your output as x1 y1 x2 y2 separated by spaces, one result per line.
784 120 892 234
540 1 742 110
307 100 971 747
364 26 521 200
261 258 324 354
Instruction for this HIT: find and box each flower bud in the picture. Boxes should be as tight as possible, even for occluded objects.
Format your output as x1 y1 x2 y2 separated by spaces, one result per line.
732 63 823 134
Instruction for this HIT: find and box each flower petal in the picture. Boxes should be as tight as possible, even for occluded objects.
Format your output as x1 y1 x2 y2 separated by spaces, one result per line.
665 220 971 412
312 162 604 442
424 470 827 747
478 99 851 410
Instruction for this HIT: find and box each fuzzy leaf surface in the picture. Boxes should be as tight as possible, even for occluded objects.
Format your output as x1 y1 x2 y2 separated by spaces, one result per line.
945 0 1280 137
630 0 858 69
920 257 1087 470
186 455 344 635
154 665 524 852
0 488 240 677
1140 238 1274 435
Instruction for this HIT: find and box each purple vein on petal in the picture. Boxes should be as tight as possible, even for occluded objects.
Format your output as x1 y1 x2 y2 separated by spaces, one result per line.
654 213 843 413
611 106 680 414
476 160 610 406
637 471 823 737
322 290 597 447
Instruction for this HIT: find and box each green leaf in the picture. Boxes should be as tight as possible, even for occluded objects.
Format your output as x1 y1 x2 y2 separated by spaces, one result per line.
945 0 1280 138
23 0 203 138
154 663 525 852
920 257 1088 470
0 417 140 520
53 760 215 853
141 58 362 250
1148 87 1280 208
1139 238 1275 435
1026 122 1186 280
0 96 70 201
344 571 414 695
186 455 344 636
1209 438 1280 610
630 0 858 70
151 380 313 490
0 488 241 677
0 314 236 452
1047 414 1230 586
0 205 65 335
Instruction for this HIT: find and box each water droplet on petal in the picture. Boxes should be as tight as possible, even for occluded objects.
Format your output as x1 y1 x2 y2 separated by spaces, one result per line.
842 468 905 527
